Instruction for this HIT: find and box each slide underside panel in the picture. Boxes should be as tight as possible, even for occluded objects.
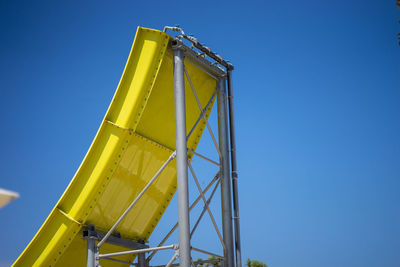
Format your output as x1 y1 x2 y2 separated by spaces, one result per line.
14 27 217 266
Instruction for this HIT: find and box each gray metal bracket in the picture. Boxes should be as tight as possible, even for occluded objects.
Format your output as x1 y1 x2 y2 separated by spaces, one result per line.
83 224 148 251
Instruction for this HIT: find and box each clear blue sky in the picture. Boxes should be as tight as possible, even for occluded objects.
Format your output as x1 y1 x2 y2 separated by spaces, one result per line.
1 0 399 266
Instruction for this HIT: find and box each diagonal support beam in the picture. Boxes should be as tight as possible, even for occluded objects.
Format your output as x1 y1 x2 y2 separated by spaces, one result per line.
166 251 179 267
186 89 217 141
184 66 221 160
97 151 176 249
188 163 226 250
190 179 220 238
187 149 219 167
146 172 220 263
191 247 224 260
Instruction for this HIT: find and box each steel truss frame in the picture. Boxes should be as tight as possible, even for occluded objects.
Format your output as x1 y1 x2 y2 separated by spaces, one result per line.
85 26 241 267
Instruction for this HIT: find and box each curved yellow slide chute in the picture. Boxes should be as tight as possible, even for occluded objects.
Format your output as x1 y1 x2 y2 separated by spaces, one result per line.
14 27 216 267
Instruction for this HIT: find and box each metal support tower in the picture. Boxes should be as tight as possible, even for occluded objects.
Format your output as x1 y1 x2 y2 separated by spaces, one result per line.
84 26 241 267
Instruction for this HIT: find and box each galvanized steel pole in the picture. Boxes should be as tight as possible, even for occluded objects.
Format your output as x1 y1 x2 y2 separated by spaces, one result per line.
217 78 235 267
86 238 96 267
227 69 242 267
173 48 191 267
137 253 146 267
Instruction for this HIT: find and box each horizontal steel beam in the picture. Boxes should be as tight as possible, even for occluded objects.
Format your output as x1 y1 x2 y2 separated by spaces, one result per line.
171 39 226 79
99 244 177 258
83 225 148 251
164 26 234 70
152 258 222 267
102 257 136 266
99 245 178 259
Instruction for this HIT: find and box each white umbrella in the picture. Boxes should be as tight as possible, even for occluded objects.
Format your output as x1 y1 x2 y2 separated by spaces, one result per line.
0 188 19 209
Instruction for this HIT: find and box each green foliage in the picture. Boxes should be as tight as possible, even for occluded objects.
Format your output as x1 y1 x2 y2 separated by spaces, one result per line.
196 257 204 267
246 258 268 267
204 256 220 267
195 256 267 267
194 256 221 267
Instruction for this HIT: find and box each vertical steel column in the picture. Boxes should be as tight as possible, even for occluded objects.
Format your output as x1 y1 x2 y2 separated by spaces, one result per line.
217 78 235 267
87 238 96 267
227 69 242 267
173 48 191 267
137 253 146 267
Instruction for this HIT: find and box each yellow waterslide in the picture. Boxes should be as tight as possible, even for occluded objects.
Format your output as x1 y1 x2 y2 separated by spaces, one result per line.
14 27 217 266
